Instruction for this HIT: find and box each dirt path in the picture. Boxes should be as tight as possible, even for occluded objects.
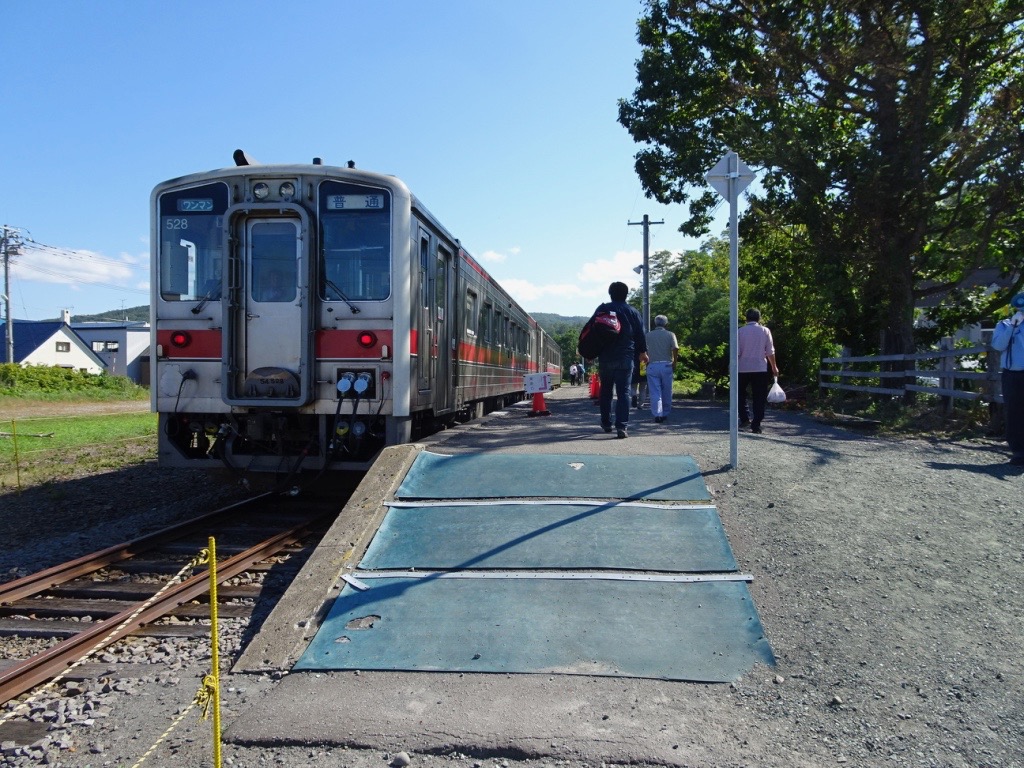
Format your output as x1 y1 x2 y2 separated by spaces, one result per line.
1 398 151 421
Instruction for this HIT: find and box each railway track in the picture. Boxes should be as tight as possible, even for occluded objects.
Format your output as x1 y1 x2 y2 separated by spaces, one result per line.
0 486 353 708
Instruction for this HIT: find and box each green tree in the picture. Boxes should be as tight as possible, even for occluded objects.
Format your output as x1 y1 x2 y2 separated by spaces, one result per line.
643 241 734 386
619 1 1024 357
552 326 584 377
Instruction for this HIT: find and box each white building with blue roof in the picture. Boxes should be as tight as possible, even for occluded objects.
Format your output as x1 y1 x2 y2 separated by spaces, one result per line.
1 316 106 374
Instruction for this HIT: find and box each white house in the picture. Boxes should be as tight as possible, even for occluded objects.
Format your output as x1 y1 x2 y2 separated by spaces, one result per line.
1 318 106 374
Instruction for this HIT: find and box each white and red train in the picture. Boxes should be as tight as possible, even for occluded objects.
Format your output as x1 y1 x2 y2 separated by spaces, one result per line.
150 152 561 472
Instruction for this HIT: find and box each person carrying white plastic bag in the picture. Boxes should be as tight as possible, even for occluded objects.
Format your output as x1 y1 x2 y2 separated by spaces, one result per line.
767 377 786 403
737 308 780 433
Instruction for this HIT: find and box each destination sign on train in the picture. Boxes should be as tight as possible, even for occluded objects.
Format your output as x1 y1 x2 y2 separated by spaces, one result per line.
177 199 214 212
326 194 384 210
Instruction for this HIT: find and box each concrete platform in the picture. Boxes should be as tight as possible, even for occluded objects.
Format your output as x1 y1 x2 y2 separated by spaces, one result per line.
225 385 774 764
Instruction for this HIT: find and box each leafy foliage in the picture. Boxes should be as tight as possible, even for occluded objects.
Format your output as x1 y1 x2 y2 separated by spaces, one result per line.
619 1 1024 356
0 364 147 399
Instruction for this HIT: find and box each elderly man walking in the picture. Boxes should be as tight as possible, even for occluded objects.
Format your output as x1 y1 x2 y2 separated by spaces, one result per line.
738 308 779 433
645 315 679 423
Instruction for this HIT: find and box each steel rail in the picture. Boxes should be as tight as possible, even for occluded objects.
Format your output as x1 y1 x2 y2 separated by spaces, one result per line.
0 517 317 706
0 493 271 606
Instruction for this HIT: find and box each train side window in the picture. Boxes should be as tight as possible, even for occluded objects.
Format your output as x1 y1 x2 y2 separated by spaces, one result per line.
465 291 478 338
435 253 447 320
482 302 492 343
419 237 430 308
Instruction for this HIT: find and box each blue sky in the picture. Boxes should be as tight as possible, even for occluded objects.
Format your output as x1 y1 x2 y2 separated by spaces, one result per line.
1 1 731 321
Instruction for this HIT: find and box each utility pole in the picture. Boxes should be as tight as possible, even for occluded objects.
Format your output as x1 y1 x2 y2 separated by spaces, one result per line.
628 214 663 331
2 225 24 364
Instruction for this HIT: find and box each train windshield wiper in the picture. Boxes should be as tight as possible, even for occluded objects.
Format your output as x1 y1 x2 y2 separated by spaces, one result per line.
190 289 217 314
325 278 361 314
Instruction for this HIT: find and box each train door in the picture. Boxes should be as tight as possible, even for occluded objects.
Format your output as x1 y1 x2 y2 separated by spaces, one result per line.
225 217 310 405
433 245 455 413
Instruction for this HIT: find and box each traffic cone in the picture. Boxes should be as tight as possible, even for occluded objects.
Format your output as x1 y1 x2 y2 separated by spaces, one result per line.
528 391 550 416
589 372 600 400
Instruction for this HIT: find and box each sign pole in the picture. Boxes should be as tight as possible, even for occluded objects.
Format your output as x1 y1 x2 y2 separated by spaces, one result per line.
704 151 754 469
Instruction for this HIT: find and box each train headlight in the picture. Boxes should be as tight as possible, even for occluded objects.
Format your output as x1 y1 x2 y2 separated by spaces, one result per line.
357 331 377 348
279 182 295 198
170 331 192 348
253 182 270 200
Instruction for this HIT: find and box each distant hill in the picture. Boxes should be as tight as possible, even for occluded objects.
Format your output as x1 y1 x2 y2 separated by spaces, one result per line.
48 306 151 323
532 312 588 333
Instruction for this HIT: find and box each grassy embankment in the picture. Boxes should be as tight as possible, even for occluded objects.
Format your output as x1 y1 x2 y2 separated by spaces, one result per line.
0 364 154 490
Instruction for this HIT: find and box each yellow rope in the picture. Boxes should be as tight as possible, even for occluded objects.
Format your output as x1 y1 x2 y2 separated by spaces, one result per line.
2 542 227 768
128 676 214 768
0 547 210 726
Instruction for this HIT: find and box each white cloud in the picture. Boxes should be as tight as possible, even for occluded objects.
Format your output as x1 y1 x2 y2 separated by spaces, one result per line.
478 250 507 264
12 247 148 295
577 249 645 286
486 248 650 316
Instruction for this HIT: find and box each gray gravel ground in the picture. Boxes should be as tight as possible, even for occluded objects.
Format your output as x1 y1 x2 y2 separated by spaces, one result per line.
2 387 1022 767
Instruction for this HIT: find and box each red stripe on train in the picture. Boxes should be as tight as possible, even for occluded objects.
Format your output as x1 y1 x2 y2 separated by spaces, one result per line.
316 329 395 358
157 329 222 359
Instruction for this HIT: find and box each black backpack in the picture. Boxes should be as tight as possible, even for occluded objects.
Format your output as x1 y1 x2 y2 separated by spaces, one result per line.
577 309 621 360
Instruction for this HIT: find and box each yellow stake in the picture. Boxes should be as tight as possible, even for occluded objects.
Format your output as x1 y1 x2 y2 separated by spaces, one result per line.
208 536 222 768
12 420 21 493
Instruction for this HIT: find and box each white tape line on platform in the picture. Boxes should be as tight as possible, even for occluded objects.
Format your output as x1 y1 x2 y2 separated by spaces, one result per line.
385 500 716 510
351 570 753 583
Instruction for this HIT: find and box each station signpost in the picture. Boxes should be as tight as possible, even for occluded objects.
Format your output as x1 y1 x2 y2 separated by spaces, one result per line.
704 151 755 468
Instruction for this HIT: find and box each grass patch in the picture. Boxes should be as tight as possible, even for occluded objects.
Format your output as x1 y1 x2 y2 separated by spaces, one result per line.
1 412 158 490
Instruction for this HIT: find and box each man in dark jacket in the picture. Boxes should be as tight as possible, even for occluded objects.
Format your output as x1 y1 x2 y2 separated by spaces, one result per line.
591 282 648 438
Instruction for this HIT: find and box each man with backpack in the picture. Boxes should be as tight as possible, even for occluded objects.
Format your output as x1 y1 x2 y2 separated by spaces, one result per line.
583 282 648 438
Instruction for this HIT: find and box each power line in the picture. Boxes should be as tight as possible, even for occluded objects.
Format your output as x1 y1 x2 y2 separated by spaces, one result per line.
19 239 142 268
15 260 149 294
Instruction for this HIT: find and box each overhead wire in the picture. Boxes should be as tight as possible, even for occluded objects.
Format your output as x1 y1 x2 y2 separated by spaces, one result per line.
15 259 149 295
19 238 143 268
12 238 149 295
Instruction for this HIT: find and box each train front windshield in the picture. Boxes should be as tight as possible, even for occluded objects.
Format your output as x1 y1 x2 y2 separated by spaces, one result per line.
158 183 229 302
319 181 391 302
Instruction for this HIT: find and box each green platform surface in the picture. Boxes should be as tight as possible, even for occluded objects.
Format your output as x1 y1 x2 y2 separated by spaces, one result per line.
295 576 774 682
295 451 774 681
395 452 711 501
360 502 736 572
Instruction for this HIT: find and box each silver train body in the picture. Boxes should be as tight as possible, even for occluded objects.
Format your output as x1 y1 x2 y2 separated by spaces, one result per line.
150 158 561 472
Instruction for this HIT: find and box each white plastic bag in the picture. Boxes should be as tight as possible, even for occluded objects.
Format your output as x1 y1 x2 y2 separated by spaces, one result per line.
767 377 786 404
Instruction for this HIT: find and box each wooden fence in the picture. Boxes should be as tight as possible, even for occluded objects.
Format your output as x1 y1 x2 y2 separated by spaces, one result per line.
819 336 1003 410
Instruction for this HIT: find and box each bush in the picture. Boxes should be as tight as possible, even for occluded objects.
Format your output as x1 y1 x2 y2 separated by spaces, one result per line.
0 364 147 399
